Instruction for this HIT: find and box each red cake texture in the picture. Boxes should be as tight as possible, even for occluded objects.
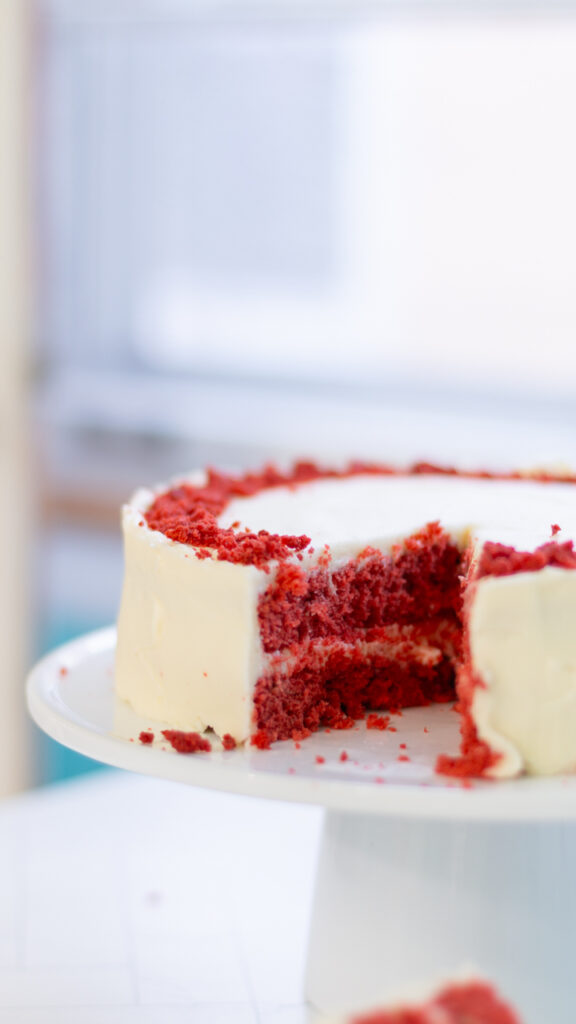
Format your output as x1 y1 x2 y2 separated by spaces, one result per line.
142 462 576 774
351 979 521 1024
251 522 463 748
161 730 212 754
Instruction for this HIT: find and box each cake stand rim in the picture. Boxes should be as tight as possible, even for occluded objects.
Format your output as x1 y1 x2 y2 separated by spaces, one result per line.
26 626 576 824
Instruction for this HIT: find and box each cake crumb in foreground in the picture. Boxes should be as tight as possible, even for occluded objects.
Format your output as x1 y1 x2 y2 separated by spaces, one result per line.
366 714 390 731
161 730 212 754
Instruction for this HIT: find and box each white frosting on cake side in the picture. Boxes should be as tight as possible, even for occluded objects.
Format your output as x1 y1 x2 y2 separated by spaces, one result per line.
116 502 267 741
470 568 576 777
116 472 576 775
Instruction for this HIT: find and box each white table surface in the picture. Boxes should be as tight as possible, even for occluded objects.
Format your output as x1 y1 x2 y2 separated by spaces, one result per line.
0 770 323 1024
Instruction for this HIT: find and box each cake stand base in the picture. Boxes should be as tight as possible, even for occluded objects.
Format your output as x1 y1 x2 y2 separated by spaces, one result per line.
305 810 576 1023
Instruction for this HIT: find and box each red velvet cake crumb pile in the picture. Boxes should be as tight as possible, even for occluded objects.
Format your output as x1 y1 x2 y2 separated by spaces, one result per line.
352 980 521 1024
366 714 391 730
161 730 212 754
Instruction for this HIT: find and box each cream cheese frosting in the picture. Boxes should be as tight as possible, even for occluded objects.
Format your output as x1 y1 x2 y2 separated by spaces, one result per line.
470 567 576 777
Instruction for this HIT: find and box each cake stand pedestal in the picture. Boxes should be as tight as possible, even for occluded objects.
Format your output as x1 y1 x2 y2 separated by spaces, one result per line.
306 811 575 1021
27 628 576 1024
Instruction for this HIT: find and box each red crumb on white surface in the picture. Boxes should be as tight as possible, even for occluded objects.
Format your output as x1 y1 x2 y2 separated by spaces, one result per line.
161 730 212 754
366 714 391 731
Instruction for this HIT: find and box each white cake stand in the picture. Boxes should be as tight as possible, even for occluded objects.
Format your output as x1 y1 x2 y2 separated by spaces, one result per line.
27 628 576 1024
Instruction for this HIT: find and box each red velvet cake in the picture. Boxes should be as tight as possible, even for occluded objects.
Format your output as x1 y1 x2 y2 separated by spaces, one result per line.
346 978 521 1023
116 462 576 777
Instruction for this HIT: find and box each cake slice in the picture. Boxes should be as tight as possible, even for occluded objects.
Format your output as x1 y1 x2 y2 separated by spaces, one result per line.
337 977 521 1023
116 462 576 777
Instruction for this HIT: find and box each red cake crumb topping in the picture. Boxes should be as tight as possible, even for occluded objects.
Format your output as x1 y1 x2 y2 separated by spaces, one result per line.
139 730 154 745
161 730 212 754
145 466 317 567
144 461 576 568
366 714 391 731
222 734 236 750
315 755 325 764
352 979 521 1024
551 523 561 536
145 461 389 567
476 538 576 579
340 750 349 762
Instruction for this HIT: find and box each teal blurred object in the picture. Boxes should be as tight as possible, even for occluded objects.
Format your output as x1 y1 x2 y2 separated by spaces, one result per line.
35 617 111 785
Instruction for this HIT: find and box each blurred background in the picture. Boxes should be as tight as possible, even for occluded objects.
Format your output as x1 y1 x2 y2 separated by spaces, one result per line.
3 0 576 793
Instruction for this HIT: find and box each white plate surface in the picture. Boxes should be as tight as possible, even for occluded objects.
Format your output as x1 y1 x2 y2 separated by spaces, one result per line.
26 627 576 822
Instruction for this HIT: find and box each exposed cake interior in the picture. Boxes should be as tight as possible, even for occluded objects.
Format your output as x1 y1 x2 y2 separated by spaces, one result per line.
251 522 463 748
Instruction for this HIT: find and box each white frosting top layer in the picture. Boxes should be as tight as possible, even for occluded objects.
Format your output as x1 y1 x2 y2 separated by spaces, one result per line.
219 474 576 556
